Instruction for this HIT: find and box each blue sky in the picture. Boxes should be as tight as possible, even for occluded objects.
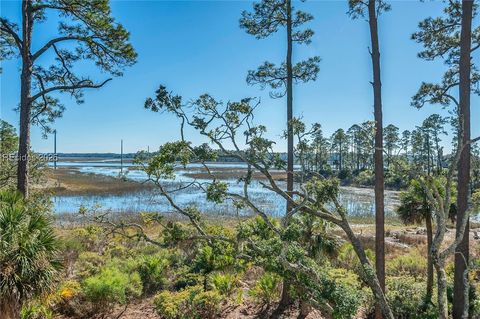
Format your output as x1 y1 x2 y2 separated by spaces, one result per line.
1 0 479 153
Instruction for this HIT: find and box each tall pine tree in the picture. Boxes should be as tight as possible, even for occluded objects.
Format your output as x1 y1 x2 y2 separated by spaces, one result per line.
0 0 137 197
240 0 319 309
348 1 390 317
412 2 478 314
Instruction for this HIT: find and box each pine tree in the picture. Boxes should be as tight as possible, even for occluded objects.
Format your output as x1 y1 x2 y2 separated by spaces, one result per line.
240 0 320 308
348 2 390 316
411 2 478 313
383 124 400 169
0 0 137 197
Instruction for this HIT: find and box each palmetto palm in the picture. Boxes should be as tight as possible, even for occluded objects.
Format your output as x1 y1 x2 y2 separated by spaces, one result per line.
396 179 436 306
0 191 61 319
297 213 338 261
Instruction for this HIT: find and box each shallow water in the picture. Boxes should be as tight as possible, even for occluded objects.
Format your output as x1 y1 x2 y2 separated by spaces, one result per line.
51 161 400 218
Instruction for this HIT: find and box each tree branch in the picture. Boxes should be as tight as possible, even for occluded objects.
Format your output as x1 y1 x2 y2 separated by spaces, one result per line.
0 18 22 51
30 78 112 102
31 35 97 61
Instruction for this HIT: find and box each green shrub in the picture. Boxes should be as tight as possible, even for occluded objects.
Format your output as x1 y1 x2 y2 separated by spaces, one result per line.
353 170 374 186
58 280 82 300
0 191 60 319
172 265 203 290
322 268 363 319
137 253 170 294
53 280 84 317
191 290 222 319
106 243 129 258
21 302 54 319
72 225 104 252
471 287 480 318
295 267 363 319
335 243 374 279
154 290 189 319
154 285 223 319
75 251 105 278
210 272 239 297
249 272 281 306
337 168 352 181
387 251 427 279
387 276 437 319
82 266 142 314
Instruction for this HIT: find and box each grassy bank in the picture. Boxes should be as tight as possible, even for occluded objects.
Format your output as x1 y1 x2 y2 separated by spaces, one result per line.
43 168 153 196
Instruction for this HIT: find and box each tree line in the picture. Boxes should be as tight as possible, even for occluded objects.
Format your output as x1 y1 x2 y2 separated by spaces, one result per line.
300 114 454 178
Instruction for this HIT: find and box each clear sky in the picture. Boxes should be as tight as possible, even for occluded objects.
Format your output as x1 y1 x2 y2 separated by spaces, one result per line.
1 0 479 153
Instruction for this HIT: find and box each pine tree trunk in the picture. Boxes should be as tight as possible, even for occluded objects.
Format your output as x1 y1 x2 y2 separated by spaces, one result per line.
285 0 293 216
0 295 20 319
435 137 442 175
425 213 434 305
17 0 33 198
453 1 473 318
367 1 386 318
280 0 294 309
427 135 431 175
339 142 342 171
357 145 360 170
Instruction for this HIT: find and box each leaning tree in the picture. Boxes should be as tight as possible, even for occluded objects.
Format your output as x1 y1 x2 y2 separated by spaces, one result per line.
136 85 397 318
240 0 320 307
0 0 137 197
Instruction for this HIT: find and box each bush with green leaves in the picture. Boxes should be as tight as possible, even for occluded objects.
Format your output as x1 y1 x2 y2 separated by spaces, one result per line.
191 290 222 319
53 280 83 317
154 285 222 319
82 266 142 314
72 224 106 253
470 286 480 318
386 250 427 279
172 265 204 291
386 276 437 319
154 288 193 319
20 301 54 319
384 158 411 189
249 272 281 306
237 216 283 273
209 272 239 297
334 243 375 280
75 251 106 278
320 268 363 319
0 191 60 319
191 233 238 290
136 252 170 294
238 214 361 316
352 169 374 186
